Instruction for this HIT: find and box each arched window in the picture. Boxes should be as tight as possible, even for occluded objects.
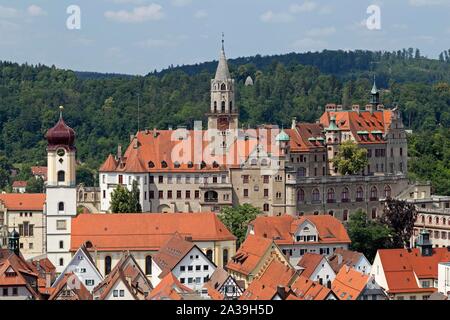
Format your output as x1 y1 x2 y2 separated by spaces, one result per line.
370 186 378 200
356 187 364 201
221 101 226 113
145 256 152 275
444 218 447 225
206 249 213 262
222 249 229 267
312 189 320 202
263 203 269 212
341 187 349 202
327 188 335 203
328 210 334 216
221 83 226 91
297 189 305 203
428 216 432 224
435 216 439 225
57 170 65 183
421 215 425 223
205 191 218 202
343 210 349 221
371 208 377 219
229 101 233 112
105 256 112 275
58 202 64 212
384 185 392 198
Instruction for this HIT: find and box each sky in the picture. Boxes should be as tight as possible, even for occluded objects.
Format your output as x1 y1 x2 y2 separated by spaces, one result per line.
0 0 449 75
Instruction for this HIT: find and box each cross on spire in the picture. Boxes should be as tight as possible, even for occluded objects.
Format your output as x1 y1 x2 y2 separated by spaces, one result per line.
221 32 225 51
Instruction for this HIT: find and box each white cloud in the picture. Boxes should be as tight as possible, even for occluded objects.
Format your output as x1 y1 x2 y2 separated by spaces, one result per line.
105 4 164 23
194 10 208 19
0 5 18 18
292 38 326 51
305 26 336 37
289 1 317 13
171 0 192 7
260 11 293 23
27 5 47 17
409 0 450 6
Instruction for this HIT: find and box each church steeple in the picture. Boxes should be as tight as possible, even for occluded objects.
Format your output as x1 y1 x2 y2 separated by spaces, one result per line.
370 75 380 106
208 35 238 135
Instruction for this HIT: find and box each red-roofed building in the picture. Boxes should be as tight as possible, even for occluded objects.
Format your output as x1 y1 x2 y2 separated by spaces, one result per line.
70 212 236 278
288 275 337 300
203 267 243 300
0 193 46 259
31 166 47 181
147 272 194 300
296 253 336 287
226 234 289 288
12 181 27 193
371 231 450 300
248 214 350 264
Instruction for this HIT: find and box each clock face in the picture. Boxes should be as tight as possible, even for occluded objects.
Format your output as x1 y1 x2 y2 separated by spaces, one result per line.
218 117 229 131
57 148 65 157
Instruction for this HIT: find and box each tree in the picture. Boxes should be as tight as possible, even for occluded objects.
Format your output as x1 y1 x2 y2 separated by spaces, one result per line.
379 198 418 248
0 156 12 190
332 140 368 175
346 209 392 262
76 166 97 187
25 177 44 193
218 204 261 246
110 181 142 213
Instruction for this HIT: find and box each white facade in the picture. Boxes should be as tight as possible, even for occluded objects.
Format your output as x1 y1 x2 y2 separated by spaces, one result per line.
353 255 372 275
438 262 450 297
46 144 77 273
304 257 336 287
53 247 103 292
0 284 36 300
103 280 135 300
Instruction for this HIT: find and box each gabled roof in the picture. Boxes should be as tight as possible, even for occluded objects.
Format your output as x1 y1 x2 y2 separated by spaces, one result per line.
71 213 236 252
0 249 41 299
297 253 325 279
49 273 92 300
249 214 351 245
332 266 369 300
240 258 297 300
328 248 366 274
153 233 199 278
226 235 274 276
377 248 450 293
147 272 193 300
203 267 242 300
31 166 47 178
53 244 103 289
99 154 118 172
288 275 334 300
93 252 152 300
0 193 45 211
287 123 326 152
12 181 27 188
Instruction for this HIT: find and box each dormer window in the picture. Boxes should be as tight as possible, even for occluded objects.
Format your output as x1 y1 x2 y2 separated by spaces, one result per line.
148 161 155 168
212 161 219 168
174 161 180 168
200 161 206 169
161 161 168 168
187 161 193 168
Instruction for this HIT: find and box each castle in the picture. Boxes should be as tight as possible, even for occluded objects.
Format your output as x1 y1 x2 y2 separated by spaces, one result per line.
98 42 409 220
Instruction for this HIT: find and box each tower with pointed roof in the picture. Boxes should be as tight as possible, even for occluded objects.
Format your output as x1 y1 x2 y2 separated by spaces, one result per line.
45 106 78 273
207 36 238 139
370 75 380 107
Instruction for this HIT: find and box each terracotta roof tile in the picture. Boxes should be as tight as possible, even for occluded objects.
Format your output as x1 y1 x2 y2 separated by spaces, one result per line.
331 266 369 300
328 248 365 274
147 272 193 300
297 253 324 279
289 275 333 300
49 273 92 300
0 193 45 211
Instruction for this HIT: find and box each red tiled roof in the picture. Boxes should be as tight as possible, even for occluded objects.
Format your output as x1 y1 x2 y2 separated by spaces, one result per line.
153 233 196 278
289 275 333 300
147 272 193 300
331 266 369 300
297 253 324 279
328 248 366 274
31 166 47 177
226 235 273 276
377 248 450 293
49 273 92 300
288 123 326 152
240 258 297 300
12 180 27 188
249 214 351 245
319 110 392 145
0 193 45 211
71 213 236 252
99 128 281 173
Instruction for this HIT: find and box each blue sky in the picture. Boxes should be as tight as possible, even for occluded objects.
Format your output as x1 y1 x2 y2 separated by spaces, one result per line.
0 0 449 75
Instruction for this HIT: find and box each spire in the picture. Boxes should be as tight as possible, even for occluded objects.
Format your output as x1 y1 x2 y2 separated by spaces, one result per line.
215 33 231 81
371 75 378 94
370 75 380 106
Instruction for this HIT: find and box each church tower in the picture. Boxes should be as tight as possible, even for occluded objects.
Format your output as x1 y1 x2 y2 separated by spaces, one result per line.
45 106 77 273
207 37 238 145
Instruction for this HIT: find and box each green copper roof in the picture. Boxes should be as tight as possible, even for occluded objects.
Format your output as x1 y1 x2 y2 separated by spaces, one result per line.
371 130 383 134
276 129 290 142
357 130 369 134
325 116 340 131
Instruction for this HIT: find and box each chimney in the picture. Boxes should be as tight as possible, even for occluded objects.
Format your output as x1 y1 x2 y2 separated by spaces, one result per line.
326 104 337 112
117 144 122 159
276 285 287 300
336 104 343 111
365 104 373 114
130 134 135 142
377 104 384 111
352 104 360 113
291 117 297 129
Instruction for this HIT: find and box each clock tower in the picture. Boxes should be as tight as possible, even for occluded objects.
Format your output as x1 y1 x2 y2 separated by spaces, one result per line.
207 37 238 152
45 106 77 273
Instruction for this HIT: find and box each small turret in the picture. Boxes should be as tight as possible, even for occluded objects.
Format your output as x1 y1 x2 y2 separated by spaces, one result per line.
8 228 20 256
370 75 380 107
416 229 433 257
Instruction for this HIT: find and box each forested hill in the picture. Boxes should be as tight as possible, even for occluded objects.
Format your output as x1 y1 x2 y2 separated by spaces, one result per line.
0 49 449 194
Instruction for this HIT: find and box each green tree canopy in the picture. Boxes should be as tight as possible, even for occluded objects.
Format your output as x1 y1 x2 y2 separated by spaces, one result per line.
346 209 393 262
332 140 368 175
218 204 261 246
110 181 142 213
25 176 44 193
379 198 418 248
